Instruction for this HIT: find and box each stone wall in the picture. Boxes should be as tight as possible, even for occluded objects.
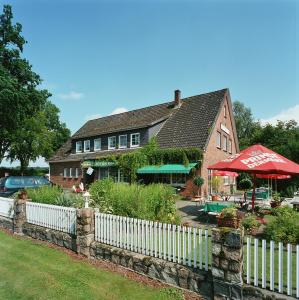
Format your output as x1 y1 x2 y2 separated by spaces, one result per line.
0 216 13 231
90 241 213 300
22 222 77 251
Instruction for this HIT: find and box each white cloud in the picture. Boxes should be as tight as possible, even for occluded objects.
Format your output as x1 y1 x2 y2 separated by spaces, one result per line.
110 107 128 115
58 91 84 101
85 114 102 121
260 104 299 125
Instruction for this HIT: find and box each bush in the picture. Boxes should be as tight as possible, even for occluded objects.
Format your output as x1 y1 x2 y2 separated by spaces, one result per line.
26 186 84 208
239 178 252 191
242 215 260 231
27 186 62 205
89 179 180 224
264 207 299 244
219 207 237 219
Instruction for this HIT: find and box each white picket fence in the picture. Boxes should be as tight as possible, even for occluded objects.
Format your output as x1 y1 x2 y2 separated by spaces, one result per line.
0 197 14 218
95 212 210 270
245 237 299 298
26 202 77 234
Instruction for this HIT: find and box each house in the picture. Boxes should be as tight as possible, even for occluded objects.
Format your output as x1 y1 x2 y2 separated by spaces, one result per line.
48 88 239 197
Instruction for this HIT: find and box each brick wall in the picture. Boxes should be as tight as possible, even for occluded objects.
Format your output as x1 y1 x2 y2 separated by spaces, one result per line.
50 161 83 189
200 93 238 196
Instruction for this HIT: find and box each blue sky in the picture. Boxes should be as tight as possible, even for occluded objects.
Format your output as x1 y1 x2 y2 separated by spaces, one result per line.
1 0 298 167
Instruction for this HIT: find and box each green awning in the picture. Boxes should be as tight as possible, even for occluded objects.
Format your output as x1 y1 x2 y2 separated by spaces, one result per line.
137 163 198 174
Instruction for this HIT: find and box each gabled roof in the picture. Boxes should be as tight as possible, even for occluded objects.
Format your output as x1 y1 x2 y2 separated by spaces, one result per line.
72 102 173 139
49 88 229 163
156 89 227 149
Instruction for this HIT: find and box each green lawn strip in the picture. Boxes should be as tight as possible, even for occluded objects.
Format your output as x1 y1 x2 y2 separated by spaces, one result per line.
0 231 183 300
243 238 297 296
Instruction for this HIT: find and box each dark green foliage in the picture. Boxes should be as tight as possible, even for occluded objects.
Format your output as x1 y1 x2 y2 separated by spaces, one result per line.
0 5 70 171
193 176 204 187
264 207 299 244
239 178 253 190
89 179 181 224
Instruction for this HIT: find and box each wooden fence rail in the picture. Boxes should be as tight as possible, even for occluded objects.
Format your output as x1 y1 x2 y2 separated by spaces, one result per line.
26 202 76 234
0 197 14 218
95 212 210 270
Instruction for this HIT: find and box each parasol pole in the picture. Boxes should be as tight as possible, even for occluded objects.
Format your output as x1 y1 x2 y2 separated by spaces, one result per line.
251 174 256 211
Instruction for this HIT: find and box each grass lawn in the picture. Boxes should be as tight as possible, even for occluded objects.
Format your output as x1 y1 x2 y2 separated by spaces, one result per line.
0 231 183 300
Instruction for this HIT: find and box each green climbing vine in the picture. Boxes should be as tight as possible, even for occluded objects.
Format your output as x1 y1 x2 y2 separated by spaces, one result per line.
95 138 202 182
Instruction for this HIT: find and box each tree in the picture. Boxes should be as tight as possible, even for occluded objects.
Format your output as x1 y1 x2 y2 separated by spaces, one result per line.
233 101 261 149
0 5 70 169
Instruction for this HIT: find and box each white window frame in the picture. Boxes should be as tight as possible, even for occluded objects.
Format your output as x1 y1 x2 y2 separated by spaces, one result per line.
94 138 101 151
63 168 68 178
130 133 140 148
75 168 79 178
69 168 73 178
84 140 91 152
119 135 127 149
223 135 228 152
216 131 221 149
76 141 82 153
108 136 116 150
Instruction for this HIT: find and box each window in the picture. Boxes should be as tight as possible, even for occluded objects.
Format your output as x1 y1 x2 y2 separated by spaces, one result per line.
223 176 229 185
224 105 227 118
75 168 79 178
94 138 101 151
216 131 221 148
63 168 68 178
84 140 90 152
108 136 116 149
228 139 232 154
223 135 228 151
69 168 73 178
130 133 140 147
76 141 82 153
119 135 127 149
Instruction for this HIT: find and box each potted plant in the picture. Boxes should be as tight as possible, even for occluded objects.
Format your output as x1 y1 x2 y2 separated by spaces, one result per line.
211 176 221 201
217 207 240 228
241 215 260 235
270 192 281 208
193 176 204 200
239 178 253 202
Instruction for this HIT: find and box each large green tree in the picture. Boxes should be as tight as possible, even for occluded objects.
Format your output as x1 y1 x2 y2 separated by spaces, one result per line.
233 100 261 149
0 5 70 170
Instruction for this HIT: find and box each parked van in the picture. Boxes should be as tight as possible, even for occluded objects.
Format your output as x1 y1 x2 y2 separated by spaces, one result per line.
0 176 50 197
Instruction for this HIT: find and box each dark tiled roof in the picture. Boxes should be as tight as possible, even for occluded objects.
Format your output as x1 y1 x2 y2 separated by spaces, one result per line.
49 88 227 163
156 89 227 149
72 102 173 139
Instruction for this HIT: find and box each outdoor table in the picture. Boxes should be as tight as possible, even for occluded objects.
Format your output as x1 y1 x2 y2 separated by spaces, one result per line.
203 201 234 213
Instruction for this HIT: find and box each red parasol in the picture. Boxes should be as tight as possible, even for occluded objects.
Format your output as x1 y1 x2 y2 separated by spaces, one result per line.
208 144 299 209
256 174 291 179
212 170 239 177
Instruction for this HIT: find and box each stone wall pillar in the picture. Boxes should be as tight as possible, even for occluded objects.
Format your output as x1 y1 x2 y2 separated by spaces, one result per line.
13 199 27 235
212 227 244 300
76 208 95 258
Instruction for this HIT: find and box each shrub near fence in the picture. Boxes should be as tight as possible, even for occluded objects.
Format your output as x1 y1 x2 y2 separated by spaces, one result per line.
95 212 211 270
0 197 14 218
26 202 76 234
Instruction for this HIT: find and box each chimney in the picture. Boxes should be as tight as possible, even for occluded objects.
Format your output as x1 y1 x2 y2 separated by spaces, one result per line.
174 89 182 108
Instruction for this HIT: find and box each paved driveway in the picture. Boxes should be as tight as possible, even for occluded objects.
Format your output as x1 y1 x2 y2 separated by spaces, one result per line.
176 199 217 228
